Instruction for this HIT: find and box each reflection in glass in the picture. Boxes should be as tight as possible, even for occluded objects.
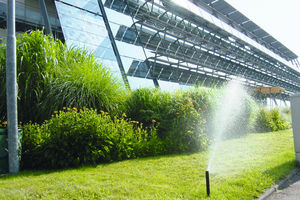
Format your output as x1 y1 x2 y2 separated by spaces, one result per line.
116 41 146 60
105 8 133 27
120 56 135 72
180 84 195 90
79 0 100 13
115 25 141 46
90 35 111 48
128 76 155 90
93 46 117 61
55 0 124 84
81 11 105 26
84 21 108 37
62 26 90 44
55 1 82 17
127 61 152 78
158 80 180 92
59 0 79 7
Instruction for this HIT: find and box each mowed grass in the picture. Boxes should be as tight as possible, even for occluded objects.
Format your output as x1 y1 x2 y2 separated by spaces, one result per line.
0 129 297 199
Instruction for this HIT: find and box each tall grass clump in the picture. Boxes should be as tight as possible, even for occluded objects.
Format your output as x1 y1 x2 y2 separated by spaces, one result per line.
0 30 61 122
21 108 165 169
0 30 127 123
38 46 129 120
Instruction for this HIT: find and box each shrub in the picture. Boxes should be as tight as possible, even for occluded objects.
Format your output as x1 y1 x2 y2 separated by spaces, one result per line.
254 107 291 133
21 108 166 169
164 91 208 153
124 87 213 153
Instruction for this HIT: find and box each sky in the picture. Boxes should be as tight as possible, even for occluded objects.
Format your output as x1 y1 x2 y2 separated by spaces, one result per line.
225 0 300 59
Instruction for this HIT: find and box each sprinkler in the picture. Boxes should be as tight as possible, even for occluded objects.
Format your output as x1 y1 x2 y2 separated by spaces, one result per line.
206 170 210 197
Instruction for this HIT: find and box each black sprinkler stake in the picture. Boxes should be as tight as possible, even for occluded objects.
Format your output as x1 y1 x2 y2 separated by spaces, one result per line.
206 170 210 197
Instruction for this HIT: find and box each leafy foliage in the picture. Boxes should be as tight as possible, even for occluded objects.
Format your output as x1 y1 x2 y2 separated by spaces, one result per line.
254 107 291 132
124 87 214 153
21 108 165 169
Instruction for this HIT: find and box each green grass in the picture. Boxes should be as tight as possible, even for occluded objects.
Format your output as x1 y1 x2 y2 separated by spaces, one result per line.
0 130 297 199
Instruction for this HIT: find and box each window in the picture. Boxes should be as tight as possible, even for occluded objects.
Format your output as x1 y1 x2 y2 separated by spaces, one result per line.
115 25 141 45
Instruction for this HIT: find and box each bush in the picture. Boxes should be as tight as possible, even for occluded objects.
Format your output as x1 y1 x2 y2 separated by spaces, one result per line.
21 108 166 169
124 87 213 153
164 91 208 153
0 30 127 123
254 107 291 132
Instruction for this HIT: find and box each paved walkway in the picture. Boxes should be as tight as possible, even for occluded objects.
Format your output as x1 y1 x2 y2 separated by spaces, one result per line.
259 168 300 200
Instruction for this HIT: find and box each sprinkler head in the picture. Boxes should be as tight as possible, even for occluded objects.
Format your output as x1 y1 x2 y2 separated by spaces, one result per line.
206 170 210 197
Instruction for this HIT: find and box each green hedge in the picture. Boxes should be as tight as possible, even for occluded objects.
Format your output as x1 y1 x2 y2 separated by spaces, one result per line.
21 108 166 169
254 107 291 133
124 87 215 153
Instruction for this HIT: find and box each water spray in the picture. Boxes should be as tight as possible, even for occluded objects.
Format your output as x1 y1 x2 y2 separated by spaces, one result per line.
206 170 210 196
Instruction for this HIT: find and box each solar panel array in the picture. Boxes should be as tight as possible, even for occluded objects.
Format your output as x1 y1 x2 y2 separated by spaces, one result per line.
193 0 298 60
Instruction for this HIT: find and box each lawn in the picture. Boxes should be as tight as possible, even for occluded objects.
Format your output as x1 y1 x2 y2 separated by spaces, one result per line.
0 129 297 199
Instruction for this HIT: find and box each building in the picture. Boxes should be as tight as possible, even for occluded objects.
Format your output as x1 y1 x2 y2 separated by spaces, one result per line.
1 0 300 103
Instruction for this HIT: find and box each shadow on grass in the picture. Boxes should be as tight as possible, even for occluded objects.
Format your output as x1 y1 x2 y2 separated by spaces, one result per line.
0 152 202 179
262 159 298 186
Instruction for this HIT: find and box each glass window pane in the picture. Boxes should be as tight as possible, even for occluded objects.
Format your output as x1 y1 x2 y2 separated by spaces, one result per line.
55 1 82 18
90 35 111 48
180 84 195 90
58 0 79 7
93 46 116 61
116 41 146 60
66 39 90 50
58 13 86 31
81 11 104 26
158 80 180 92
62 26 90 44
84 21 108 37
128 76 154 90
99 59 123 81
79 0 100 13
105 8 133 27
120 56 135 72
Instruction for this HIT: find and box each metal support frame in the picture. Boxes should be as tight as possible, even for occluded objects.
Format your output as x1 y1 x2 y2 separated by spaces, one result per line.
38 0 52 35
106 0 300 98
97 0 130 88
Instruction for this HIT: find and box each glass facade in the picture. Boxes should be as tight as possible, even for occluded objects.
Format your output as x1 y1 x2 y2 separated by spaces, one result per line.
53 0 300 99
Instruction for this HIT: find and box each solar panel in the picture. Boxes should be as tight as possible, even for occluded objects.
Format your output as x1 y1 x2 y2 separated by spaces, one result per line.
253 29 265 36
270 42 283 48
211 0 227 10
232 15 248 25
193 0 298 59
241 21 259 31
201 0 215 4
262 36 276 43
227 11 242 21
218 6 235 15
